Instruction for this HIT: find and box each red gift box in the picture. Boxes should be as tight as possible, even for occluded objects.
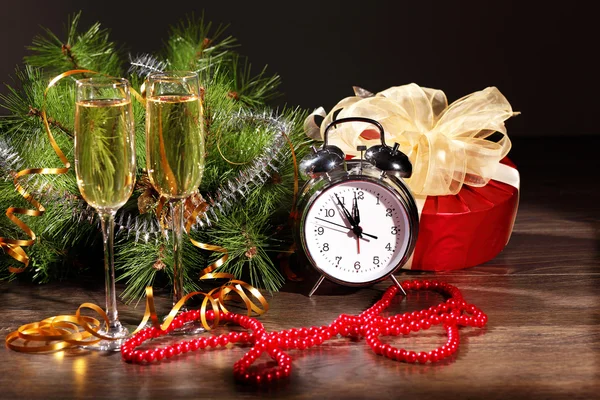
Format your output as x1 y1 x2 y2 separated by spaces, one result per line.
405 158 519 271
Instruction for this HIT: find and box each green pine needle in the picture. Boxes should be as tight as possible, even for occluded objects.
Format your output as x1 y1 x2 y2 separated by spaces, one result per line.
0 10 312 303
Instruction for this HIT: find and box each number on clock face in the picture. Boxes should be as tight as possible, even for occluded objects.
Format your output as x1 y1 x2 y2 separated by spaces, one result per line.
303 179 411 284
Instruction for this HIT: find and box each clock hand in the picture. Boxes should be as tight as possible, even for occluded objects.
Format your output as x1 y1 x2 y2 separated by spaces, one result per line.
314 217 378 239
315 217 349 230
352 192 360 226
334 194 357 227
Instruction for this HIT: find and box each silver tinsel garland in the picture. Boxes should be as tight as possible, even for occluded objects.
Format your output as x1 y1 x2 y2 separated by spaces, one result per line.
114 108 292 243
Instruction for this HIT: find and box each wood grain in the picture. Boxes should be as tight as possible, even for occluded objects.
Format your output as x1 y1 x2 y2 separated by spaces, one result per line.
1 137 598 399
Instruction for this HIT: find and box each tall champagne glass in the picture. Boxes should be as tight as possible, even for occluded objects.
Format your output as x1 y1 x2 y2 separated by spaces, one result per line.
74 76 136 351
145 71 205 330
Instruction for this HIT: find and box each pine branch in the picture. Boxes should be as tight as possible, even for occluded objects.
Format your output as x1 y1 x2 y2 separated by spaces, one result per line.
1 10 313 302
228 55 282 108
25 11 123 76
26 105 73 138
198 207 285 293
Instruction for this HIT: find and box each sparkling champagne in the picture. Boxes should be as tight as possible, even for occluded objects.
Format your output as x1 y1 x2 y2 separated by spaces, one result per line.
145 94 205 199
74 99 135 211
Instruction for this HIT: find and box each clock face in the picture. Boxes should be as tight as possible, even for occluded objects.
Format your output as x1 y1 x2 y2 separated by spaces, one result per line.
301 178 412 285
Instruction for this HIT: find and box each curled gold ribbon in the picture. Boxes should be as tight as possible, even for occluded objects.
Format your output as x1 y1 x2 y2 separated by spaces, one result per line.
0 69 147 272
0 69 97 272
5 302 111 352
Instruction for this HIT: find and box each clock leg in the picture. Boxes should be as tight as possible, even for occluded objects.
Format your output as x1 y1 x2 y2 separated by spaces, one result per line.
308 275 326 297
389 274 407 296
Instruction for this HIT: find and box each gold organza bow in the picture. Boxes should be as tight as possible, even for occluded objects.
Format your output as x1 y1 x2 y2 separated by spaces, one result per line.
305 83 519 196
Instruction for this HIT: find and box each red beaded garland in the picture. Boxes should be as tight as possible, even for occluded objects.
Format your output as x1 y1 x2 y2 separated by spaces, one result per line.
121 279 487 385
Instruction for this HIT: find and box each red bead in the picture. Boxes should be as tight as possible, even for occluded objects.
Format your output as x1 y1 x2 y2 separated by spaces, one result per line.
428 350 439 362
165 347 175 358
401 324 411 335
385 346 396 359
171 319 182 329
406 351 417 363
417 351 429 364
372 342 383 355
121 349 133 361
443 314 456 323
173 344 182 355
410 321 422 332
134 351 145 363
144 350 156 362
397 349 407 361
182 342 191 353
438 347 447 358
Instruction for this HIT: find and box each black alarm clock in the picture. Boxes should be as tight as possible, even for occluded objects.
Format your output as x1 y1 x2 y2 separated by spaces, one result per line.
295 117 419 296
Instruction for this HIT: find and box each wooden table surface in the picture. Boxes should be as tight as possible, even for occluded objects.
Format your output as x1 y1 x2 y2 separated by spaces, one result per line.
1 136 599 399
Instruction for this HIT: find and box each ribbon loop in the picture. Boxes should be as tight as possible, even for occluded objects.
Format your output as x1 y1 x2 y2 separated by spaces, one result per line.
306 83 519 196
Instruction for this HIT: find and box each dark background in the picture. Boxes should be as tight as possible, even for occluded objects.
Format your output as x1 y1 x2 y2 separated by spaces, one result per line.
0 0 596 137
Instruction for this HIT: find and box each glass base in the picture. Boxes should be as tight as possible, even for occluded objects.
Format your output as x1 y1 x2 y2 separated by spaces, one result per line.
166 306 206 336
169 319 206 336
80 322 130 352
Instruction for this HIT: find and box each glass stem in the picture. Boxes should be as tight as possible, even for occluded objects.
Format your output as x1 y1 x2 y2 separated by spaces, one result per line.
99 211 121 331
172 199 185 307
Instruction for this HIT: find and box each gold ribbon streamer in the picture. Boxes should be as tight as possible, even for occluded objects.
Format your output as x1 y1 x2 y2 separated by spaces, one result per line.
5 302 112 352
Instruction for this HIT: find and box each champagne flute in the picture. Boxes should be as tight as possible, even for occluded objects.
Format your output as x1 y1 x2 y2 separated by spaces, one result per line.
74 76 136 351
145 71 205 332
